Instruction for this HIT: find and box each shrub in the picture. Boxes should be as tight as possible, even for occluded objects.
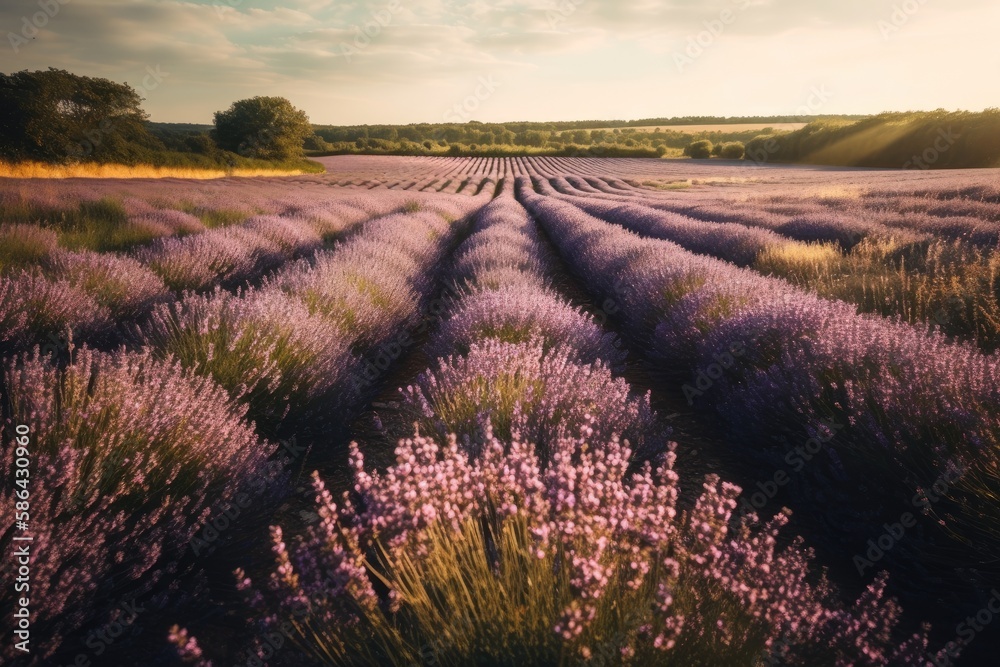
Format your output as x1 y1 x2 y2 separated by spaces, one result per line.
0 271 109 351
184 134 217 154
138 226 282 292
685 140 713 159
401 339 659 454
139 287 355 432
231 426 946 667
0 348 281 662
47 249 171 320
303 134 331 152
719 141 746 159
428 286 625 370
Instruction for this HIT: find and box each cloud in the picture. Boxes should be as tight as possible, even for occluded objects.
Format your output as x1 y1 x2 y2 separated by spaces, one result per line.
1 0 996 123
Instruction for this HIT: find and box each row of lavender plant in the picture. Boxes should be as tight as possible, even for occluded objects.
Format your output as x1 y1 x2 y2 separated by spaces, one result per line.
824 190 1000 247
0 346 285 665
0 191 441 358
521 158 1000 253
518 179 1000 609
0 194 488 664
743 185 1000 247
576 177 1000 250
168 188 952 666
537 176 1000 351
534 175 819 267
403 185 649 452
539 173 927 250
135 192 487 438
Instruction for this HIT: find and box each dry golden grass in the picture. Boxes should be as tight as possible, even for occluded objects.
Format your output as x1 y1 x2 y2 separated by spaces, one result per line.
0 161 304 180
756 241 843 275
756 237 1000 351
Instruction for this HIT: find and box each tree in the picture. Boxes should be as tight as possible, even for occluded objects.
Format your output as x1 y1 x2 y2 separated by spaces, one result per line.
0 68 154 163
685 140 714 159
303 134 331 151
521 130 547 147
212 96 312 160
720 142 746 159
185 134 217 154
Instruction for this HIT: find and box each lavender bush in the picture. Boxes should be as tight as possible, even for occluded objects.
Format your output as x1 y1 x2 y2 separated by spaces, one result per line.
227 425 946 666
1 347 282 663
518 182 1000 584
402 339 657 453
428 286 625 369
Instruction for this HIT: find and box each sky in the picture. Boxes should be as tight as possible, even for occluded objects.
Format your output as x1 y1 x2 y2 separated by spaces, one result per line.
2 0 998 125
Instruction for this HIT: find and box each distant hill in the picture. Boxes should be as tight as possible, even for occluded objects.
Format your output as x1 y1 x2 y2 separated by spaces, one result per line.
747 109 1000 169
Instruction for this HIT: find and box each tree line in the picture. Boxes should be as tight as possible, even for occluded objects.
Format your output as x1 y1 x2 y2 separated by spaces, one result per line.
4 69 996 169
0 68 321 172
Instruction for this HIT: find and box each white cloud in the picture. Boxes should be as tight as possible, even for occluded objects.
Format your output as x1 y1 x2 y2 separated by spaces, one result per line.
1 0 996 123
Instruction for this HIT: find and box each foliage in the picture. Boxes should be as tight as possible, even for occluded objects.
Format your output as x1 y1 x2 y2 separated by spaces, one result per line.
0 68 156 163
719 141 746 159
748 109 1000 169
212 96 313 160
684 140 714 159
239 427 942 667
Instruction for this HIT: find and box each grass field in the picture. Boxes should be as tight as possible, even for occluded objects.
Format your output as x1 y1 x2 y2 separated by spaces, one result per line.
0 161 315 180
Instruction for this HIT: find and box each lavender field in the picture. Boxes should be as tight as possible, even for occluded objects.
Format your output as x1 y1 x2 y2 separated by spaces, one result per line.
3 155 1000 666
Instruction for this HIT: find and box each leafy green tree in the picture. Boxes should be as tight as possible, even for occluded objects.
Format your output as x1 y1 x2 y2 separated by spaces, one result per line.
720 141 746 159
685 139 714 159
0 68 154 163
212 96 312 160
303 134 331 151
521 130 547 147
184 134 216 154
